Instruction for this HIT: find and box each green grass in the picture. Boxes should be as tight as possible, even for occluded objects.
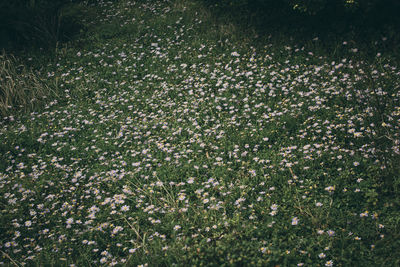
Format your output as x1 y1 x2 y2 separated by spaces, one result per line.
1 0 400 266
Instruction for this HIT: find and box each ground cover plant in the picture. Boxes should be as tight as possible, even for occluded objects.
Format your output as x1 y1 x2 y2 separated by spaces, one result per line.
1 0 400 266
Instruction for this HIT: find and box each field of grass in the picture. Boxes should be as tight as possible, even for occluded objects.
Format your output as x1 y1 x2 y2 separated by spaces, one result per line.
1 0 400 266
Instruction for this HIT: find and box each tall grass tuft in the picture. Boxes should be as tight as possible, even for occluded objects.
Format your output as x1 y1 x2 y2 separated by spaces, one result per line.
0 54 56 117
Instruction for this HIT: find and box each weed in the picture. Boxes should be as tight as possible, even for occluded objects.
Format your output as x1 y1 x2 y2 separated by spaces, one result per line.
0 0 399 266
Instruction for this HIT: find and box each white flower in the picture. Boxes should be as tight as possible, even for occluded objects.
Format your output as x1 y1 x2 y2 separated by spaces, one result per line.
112 226 123 235
325 186 335 193
121 205 130 212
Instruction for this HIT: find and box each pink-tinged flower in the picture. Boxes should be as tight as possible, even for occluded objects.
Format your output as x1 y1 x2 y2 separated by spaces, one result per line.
121 205 130 212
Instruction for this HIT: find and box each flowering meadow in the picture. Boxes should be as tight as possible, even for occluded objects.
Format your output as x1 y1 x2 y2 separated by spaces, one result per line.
1 0 400 266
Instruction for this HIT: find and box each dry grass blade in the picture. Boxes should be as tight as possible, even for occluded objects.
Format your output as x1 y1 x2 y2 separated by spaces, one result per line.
0 54 55 117
0 250 21 267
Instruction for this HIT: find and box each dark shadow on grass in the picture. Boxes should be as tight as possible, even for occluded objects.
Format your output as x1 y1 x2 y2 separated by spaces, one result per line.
200 0 400 57
0 0 87 53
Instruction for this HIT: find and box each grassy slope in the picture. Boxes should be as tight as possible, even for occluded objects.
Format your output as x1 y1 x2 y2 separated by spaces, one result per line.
1 0 400 266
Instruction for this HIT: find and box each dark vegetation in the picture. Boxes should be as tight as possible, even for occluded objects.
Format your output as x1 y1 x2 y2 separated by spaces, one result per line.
0 0 85 52
0 0 90 116
199 0 400 55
